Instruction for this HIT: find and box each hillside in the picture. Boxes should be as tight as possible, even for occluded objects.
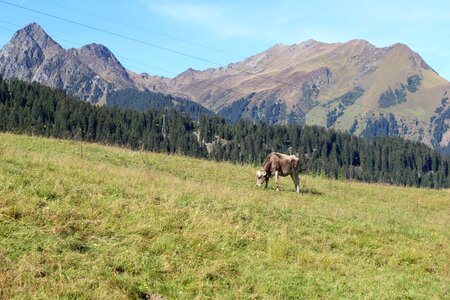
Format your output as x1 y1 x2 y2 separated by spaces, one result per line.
0 133 449 298
2 78 449 188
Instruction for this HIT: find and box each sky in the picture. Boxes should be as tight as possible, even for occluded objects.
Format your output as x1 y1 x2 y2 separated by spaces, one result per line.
0 0 449 80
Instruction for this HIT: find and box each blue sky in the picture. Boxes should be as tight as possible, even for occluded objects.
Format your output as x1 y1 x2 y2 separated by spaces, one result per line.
0 0 449 80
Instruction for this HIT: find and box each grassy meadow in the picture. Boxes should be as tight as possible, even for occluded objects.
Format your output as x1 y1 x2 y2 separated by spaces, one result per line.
0 133 449 299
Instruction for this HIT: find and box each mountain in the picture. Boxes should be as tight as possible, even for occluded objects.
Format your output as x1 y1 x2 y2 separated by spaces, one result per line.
0 23 212 116
136 40 450 152
1 23 450 152
0 23 135 104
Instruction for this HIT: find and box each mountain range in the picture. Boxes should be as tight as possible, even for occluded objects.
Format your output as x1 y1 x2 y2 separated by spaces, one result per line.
1 23 449 153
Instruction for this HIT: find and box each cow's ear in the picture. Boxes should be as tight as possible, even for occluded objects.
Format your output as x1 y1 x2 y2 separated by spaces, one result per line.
262 171 267 176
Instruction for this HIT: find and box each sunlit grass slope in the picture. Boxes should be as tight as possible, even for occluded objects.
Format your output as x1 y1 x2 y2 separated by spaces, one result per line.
0 133 449 299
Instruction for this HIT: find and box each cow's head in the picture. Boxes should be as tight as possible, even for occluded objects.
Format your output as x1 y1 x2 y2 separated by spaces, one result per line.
256 170 267 187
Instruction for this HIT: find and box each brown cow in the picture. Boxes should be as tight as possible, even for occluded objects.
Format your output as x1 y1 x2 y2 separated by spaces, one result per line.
256 152 300 192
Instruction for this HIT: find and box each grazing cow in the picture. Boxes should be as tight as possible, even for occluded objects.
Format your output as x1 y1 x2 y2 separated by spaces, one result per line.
256 152 300 193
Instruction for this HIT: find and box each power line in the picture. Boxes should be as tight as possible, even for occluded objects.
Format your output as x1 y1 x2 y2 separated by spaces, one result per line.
0 0 229 66
0 24 15 33
33 0 243 60
4 0 321 105
0 20 177 76
0 19 18 29
0 4 439 127
0 0 324 90
0 19 317 125
0 20 257 108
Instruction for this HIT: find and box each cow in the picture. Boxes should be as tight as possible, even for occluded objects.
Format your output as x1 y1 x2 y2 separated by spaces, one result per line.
256 152 300 193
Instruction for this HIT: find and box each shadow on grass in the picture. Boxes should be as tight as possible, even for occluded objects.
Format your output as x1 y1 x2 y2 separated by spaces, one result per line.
258 186 323 196
299 187 323 195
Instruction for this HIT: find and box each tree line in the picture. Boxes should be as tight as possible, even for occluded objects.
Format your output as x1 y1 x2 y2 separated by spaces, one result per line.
0 77 449 188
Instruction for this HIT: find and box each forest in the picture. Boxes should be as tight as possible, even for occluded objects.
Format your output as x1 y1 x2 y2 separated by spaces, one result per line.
0 77 449 188
106 88 214 118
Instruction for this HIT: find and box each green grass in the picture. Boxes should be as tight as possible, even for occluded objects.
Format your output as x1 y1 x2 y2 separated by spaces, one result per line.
0 133 449 299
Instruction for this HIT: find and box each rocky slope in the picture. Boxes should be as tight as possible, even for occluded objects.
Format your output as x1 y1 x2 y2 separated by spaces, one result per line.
0 23 134 104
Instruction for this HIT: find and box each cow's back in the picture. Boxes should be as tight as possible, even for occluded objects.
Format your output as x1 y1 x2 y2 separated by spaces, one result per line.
272 153 299 175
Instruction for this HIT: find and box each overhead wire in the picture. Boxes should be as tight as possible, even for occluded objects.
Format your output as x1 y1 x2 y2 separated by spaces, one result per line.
33 0 243 60
0 21 176 76
0 20 257 110
0 0 350 93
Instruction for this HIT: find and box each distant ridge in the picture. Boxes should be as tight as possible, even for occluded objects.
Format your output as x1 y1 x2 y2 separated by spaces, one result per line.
135 38 450 153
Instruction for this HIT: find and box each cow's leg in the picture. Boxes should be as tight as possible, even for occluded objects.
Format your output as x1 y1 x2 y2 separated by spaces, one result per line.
275 171 280 192
290 173 300 193
294 173 300 193
264 177 269 189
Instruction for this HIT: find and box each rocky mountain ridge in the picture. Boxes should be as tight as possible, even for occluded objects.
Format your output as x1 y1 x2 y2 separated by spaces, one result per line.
0 23 134 104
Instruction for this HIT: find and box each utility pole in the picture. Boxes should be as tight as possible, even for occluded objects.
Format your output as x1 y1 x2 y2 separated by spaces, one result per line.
162 114 166 139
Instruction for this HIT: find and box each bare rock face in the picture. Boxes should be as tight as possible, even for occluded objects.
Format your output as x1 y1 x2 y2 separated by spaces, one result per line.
75 43 134 88
0 23 62 81
0 23 131 104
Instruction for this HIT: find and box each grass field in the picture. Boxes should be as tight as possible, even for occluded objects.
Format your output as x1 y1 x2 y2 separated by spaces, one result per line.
0 133 449 299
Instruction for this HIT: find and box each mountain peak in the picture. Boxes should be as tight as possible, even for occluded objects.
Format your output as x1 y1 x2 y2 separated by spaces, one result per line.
12 22 60 52
77 43 119 64
301 39 324 46
345 39 373 47
22 22 44 34
0 22 134 102
0 23 63 82
74 43 132 87
177 67 198 77
389 42 412 51
80 43 114 58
